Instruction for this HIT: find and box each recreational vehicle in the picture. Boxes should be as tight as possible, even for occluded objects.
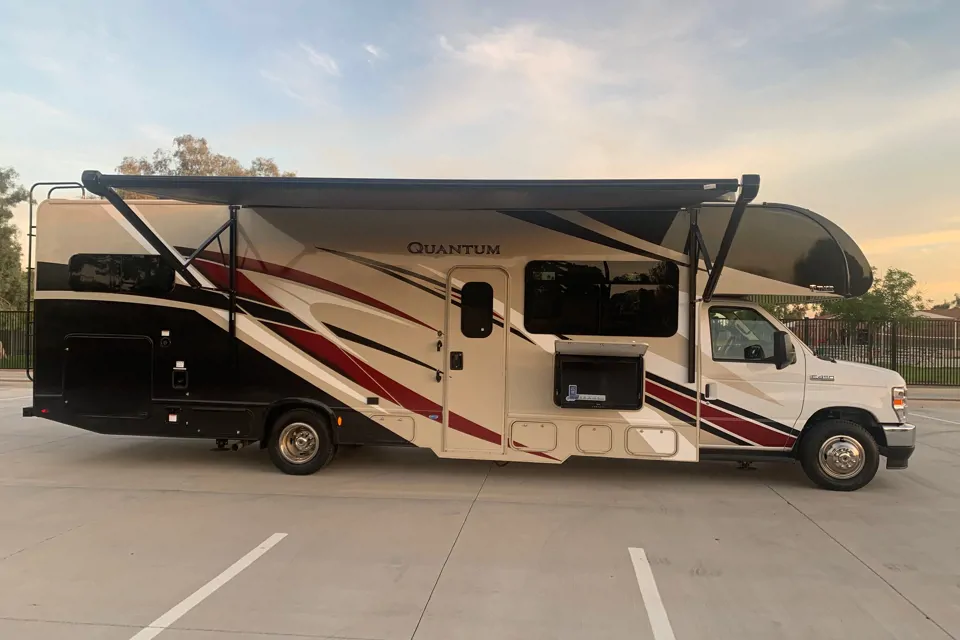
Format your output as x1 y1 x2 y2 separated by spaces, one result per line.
23 171 915 491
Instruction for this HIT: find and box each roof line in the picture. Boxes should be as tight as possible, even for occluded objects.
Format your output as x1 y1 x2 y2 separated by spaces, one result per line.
80 170 746 211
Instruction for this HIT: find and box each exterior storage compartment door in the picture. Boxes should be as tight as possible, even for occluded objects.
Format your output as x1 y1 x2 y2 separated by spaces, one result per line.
63 335 153 418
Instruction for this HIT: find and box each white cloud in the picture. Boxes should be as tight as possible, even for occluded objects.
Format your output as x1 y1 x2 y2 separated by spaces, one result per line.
25 55 65 75
298 43 340 76
259 43 344 109
3 3 956 296
0 92 70 122
259 69 307 102
138 124 173 146
437 25 605 80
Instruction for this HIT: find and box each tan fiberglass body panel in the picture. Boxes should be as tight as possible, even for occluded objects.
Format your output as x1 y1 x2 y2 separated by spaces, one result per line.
37 200 840 462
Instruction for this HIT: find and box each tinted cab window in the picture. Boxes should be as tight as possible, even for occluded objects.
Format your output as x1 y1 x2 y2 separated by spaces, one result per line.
709 307 778 363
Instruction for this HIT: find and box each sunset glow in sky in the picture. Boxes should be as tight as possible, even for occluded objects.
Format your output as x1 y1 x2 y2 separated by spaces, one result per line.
2 0 957 302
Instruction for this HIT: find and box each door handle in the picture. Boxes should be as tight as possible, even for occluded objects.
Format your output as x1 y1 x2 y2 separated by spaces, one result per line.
450 351 464 371
703 383 717 403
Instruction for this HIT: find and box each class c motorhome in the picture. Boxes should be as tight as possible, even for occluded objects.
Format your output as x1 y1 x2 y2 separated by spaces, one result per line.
22 171 915 491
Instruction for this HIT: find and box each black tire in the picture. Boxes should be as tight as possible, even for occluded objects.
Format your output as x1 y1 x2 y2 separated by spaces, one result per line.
267 408 336 475
799 419 879 491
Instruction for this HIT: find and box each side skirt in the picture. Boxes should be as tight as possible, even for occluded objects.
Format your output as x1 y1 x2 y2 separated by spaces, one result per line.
699 447 796 463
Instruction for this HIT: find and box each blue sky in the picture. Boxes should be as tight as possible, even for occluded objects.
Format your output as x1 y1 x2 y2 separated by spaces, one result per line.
2 0 958 301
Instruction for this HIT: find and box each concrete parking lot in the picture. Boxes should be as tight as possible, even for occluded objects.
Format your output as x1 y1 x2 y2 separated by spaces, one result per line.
0 385 958 640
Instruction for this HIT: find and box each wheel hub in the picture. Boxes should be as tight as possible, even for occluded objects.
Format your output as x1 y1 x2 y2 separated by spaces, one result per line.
278 422 320 464
819 435 865 479
294 433 312 452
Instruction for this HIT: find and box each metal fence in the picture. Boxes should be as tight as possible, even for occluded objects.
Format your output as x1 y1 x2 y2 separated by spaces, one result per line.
1 309 956 385
783 318 960 386
0 311 29 370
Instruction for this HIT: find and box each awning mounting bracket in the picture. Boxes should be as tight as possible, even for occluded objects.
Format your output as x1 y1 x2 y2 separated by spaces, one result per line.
686 174 760 383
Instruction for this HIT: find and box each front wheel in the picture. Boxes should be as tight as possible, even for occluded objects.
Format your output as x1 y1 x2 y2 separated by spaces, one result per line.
799 419 879 491
267 409 336 475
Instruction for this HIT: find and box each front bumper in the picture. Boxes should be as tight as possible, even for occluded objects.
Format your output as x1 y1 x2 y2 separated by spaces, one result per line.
880 423 915 470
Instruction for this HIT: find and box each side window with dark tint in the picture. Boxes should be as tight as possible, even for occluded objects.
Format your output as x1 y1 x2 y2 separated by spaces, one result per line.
524 260 679 337
68 254 175 295
460 281 494 338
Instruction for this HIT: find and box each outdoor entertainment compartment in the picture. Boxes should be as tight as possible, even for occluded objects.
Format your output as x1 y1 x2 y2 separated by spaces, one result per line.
554 341 647 410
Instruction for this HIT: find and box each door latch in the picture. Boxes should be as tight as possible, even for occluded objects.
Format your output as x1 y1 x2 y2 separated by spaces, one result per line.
703 383 717 402
450 351 464 371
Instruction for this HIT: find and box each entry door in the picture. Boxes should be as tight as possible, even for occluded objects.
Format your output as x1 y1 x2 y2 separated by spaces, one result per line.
443 268 508 452
700 305 806 449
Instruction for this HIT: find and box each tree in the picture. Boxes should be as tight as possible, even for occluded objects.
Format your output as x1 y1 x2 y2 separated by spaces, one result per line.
819 267 924 322
118 135 296 178
0 167 28 310
760 301 808 320
932 294 960 310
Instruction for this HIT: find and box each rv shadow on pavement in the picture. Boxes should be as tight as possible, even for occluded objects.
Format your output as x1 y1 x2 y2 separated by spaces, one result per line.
55 435 827 492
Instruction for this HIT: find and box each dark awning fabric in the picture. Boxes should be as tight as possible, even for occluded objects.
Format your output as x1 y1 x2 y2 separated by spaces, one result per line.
699 203 873 298
81 170 740 211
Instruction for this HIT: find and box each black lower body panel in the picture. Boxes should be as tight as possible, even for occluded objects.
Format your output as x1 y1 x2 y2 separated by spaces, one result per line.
31 298 410 446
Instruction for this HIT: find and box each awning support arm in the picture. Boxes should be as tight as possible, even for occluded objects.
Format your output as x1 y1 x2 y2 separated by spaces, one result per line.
687 208 700 384
685 174 760 384
228 205 239 343
184 218 233 268
701 174 760 302
81 171 203 288
694 226 712 273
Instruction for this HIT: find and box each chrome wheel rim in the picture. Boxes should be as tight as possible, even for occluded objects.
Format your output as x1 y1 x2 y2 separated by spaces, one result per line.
278 422 320 464
818 435 865 479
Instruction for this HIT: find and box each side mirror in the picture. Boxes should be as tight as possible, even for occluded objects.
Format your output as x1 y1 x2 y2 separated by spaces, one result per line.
744 344 764 361
773 331 795 370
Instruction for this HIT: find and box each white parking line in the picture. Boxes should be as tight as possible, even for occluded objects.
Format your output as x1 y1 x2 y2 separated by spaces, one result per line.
628 547 676 640
129 533 287 640
912 413 960 426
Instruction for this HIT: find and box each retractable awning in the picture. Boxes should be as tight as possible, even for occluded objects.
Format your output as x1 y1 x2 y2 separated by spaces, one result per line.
75 169 871 384
81 170 740 211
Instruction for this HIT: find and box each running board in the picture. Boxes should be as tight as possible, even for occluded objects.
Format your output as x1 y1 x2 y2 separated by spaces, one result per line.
699 448 795 462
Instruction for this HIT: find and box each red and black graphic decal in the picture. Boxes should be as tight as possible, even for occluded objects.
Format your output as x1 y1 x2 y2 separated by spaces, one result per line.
315 247 534 345
498 210 677 263
266 323 554 459
645 373 797 447
180 248 438 332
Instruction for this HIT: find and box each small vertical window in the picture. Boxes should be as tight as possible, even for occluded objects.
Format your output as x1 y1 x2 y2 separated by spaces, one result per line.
460 281 494 338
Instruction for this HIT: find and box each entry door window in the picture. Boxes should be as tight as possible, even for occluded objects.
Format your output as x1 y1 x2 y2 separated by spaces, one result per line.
709 307 777 363
460 281 494 338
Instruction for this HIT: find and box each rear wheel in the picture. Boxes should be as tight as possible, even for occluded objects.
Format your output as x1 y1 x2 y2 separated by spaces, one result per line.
799 419 879 491
267 409 336 475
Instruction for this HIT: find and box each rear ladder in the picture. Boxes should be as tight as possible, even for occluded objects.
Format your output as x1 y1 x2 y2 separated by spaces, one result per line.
25 182 87 381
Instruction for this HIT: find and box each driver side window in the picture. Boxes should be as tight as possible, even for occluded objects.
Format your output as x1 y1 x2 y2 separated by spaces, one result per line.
709 307 777 363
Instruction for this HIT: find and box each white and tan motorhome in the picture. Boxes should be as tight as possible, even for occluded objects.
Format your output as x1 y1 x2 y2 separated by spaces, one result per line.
23 171 915 490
